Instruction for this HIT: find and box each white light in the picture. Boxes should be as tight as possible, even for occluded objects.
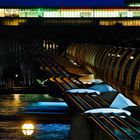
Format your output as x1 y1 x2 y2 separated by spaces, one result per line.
14 94 20 103
130 56 134 59
128 3 140 7
15 74 18 77
84 108 131 116
22 124 35 129
73 62 78 65
21 123 35 136
117 54 120 57
111 54 115 57
67 88 100 95
42 79 48 85
22 130 34 136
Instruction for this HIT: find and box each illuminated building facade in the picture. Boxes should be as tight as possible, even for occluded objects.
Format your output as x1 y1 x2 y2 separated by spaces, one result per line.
0 8 139 18
125 0 140 7
0 8 140 26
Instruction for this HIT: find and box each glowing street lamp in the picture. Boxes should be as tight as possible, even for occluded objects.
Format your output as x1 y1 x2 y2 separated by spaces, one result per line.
21 122 35 136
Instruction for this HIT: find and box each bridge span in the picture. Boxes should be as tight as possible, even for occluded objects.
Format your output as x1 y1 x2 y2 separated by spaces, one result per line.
26 44 140 140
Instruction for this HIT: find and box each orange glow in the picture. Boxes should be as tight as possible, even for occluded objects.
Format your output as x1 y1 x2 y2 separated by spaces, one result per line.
21 121 35 136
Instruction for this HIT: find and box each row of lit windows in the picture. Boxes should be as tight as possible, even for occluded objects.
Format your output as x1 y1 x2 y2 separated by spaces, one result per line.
99 19 140 26
2 18 140 26
43 40 59 53
2 19 27 26
45 19 93 24
0 8 140 18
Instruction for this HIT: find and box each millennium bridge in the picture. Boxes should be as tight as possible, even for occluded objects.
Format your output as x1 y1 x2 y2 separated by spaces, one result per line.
3 43 139 140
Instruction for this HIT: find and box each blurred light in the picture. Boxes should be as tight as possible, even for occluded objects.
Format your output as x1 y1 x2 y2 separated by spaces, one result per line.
73 62 78 65
14 94 20 102
128 3 140 7
15 74 18 77
42 79 48 85
111 54 115 57
117 54 120 57
22 122 35 136
2 19 26 26
69 59 74 63
130 56 134 59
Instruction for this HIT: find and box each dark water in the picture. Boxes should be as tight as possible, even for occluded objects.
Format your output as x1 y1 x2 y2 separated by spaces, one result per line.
0 94 70 140
0 121 70 140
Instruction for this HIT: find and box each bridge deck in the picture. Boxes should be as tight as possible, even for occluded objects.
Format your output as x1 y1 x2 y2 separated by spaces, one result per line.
29 46 140 139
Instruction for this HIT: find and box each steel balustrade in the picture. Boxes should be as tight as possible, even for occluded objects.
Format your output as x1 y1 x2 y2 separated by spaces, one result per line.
31 46 140 139
66 44 140 106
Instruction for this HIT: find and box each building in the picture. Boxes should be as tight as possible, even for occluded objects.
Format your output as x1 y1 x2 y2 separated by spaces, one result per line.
125 0 140 7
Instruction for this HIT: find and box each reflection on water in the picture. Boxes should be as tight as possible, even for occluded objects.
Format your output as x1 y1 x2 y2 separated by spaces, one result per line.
0 94 25 115
35 123 70 140
22 121 35 136
0 94 70 139
0 94 61 115
0 120 70 140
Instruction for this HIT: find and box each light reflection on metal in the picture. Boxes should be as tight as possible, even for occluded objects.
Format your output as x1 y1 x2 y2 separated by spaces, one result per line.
78 74 95 84
117 54 121 57
21 121 35 136
111 54 115 57
66 44 140 105
36 78 48 86
42 79 48 86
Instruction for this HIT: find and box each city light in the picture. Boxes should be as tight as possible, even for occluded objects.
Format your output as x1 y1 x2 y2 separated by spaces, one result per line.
0 8 139 18
128 3 140 7
21 122 35 136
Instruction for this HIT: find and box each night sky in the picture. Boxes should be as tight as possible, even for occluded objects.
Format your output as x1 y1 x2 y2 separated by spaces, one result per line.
0 0 124 7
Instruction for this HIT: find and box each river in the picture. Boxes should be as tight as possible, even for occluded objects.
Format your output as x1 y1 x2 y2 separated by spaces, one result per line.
0 93 70 140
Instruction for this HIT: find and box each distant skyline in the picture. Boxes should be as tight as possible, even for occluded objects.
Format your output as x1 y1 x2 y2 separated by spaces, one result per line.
0 0 124 7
